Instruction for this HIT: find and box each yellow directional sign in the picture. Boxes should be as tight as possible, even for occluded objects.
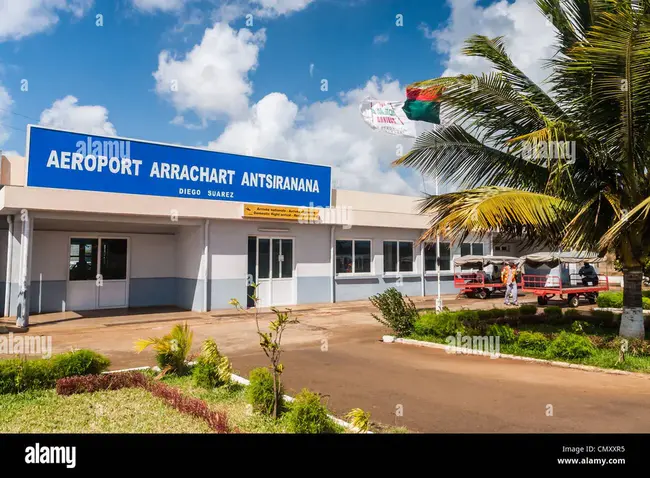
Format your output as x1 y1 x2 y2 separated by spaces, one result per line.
243 204 320 222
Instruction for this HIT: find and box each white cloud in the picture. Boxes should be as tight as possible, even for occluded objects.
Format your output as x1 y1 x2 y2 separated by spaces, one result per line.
0 0 93 42
424 0 557 85
0 84 13 145
213 0 314 22
373 33 389 45
39 95 117 135
153 23 266 123
208 78 427 195
131 0 194 13
309 63 314 77
252 0 314 17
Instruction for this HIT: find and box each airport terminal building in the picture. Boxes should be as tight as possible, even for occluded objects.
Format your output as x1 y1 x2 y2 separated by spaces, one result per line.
0 126 518 324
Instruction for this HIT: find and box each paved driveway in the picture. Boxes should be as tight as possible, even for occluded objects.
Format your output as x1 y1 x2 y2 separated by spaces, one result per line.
3 294 649 432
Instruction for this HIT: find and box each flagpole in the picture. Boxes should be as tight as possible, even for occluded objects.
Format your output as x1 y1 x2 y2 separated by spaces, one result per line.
416 121 443 312
435 172 443 312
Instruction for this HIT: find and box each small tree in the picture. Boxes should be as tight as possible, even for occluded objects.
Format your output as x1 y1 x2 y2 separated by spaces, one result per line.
369 287 419 337
230 284 298 419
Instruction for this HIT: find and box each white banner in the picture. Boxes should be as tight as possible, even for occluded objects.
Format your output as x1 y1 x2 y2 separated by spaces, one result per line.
359 97 417 138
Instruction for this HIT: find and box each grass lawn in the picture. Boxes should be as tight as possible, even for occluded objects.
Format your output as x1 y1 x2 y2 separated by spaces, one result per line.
410 321 650 374
0 372 407 433
0 387 213 433
162 375 407 434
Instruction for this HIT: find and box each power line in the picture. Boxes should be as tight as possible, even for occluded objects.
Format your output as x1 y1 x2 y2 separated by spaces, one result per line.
0 120 26 133
0 106 38 122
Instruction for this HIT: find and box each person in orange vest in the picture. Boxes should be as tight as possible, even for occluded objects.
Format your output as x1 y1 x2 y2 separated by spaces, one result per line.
501 261 518 306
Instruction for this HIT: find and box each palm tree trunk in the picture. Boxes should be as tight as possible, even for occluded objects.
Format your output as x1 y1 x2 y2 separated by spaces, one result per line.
619 266 645 339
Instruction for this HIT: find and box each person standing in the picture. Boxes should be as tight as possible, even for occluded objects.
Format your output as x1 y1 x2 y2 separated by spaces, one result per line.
579 262 599 286
501 261 518 306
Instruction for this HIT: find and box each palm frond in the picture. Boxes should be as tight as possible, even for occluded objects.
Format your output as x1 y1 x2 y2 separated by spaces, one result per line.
393 125 549 191
462 35 566 120
200 338 222 364
410 73 551 145
417 186 571 246
598 194 650 250
134 337 170 354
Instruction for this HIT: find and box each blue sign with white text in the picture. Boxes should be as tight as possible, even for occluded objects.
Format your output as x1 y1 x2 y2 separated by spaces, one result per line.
26 126 332 208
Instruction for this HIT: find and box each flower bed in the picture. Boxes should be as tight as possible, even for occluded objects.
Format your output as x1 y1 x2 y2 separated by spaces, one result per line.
394 306 650 374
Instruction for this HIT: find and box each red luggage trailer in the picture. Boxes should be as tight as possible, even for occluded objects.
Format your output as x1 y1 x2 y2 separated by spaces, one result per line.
519 252 609 307
453 255 521 299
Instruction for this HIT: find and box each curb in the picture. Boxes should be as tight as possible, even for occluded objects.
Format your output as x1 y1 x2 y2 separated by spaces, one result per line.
105 365 370 433
385 337 650 380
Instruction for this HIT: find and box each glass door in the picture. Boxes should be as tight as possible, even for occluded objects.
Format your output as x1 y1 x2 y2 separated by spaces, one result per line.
67 238 99 311
98 238 128 308
271 238 294 306
251 237 295 308
66 237 129 311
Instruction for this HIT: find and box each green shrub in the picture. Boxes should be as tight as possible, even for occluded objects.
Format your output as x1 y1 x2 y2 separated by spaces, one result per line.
594 291 650 309
519 305 537 316
547 331 595 359
643 290 650 299
596 291 623 308
285 389 339 434
193 361 220 389
564 309 581 318
490 308 507 319
51 349 110 377
589 310 621 328
135 322 193 375
477 309 493 322
517 331 549 352
544 306 563 318
570 320 591 335
246 367 284 416
544 306 567 324
505 308 520 318
0 359 22 394
369 288 419 337
486 324 516 344
19 359 55 391
455 310 480 324
192 339 232 389
0 350 110 394
414 312 464 338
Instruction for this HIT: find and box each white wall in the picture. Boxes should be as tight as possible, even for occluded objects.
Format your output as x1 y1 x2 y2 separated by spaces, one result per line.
29 231 178 281
175 225 204 280
209 220 330 280
130 234 175 278
31 231 68 281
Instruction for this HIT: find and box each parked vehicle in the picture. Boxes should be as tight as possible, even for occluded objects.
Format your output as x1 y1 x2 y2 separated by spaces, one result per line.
519 252 609 307
453 255 521 299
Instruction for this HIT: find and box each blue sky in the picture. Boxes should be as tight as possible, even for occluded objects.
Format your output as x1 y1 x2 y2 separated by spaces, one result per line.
0 0 554 195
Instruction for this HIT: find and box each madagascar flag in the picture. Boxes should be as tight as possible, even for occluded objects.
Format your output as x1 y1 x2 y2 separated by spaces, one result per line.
402 86 441 124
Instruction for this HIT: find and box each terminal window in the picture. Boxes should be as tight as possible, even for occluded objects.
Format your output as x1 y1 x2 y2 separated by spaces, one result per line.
424 242 451 272
336 240 371 274
383 241 414 274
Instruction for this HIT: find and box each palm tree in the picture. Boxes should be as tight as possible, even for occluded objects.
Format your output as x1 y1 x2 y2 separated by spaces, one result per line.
394 0 650 338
